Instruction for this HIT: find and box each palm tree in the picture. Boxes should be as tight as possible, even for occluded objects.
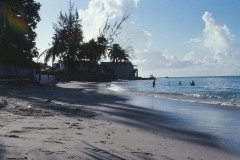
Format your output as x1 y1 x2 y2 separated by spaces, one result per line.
81 36 108 72
38 2 83 73
38 34 61 65
108 44 120 62
108 43 129 62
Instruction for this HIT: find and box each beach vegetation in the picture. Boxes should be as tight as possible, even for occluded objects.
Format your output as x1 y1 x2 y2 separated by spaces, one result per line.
108 43 130 63
80 35 108 72
78 13 133 73
99 13 134 63
0 0 41 68
38 2 83 73
39 2 134 76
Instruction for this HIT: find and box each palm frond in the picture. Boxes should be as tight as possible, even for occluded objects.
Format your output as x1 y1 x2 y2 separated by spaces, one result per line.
37 49 48 61
45 48 54 63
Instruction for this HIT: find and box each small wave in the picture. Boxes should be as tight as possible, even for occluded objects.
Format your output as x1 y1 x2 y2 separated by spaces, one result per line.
107 82 240 108
107 84 129 92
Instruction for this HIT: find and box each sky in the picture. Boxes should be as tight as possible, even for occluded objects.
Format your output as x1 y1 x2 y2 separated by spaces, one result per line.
35 0 240 77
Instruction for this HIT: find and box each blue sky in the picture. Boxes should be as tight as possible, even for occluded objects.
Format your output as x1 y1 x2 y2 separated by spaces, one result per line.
35 0 240 77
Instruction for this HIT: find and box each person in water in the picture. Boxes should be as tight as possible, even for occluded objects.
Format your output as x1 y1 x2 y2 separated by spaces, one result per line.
153 79 156 87
179 81 182 85
190 80 195 86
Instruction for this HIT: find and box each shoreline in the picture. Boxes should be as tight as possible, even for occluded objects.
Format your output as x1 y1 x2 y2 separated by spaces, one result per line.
0 81 239 159
109 78 240 108
102 83 240 155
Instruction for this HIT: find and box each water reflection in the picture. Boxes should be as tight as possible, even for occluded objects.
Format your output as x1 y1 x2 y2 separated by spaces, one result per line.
122 95 240 154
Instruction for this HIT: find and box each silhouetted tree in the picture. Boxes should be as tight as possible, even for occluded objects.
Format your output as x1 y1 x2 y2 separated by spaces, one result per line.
99 13 131 45
0 0 41 68
39 2 83 73
39 3 134 80
80 35 108 72
108 43 130 62
98 13 134 63
80 13 134 73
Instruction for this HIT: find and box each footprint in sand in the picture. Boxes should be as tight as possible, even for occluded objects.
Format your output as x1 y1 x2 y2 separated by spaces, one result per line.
99 141 107 144
70 123 79 126
4 135 20 138
76 133 82 135
57 151 67 154
131 152 154 156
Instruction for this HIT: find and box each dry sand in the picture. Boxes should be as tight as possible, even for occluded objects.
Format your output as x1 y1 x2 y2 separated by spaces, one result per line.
0 81 239 160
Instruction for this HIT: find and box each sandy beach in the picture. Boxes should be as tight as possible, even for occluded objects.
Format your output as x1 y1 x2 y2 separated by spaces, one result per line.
0 81 239 160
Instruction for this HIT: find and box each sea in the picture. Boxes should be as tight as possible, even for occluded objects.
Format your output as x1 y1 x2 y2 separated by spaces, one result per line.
108 76 240 108
107 76 240 154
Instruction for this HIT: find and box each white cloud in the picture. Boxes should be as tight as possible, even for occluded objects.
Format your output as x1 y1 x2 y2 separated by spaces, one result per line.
139 11 240 76
132 59 146 63
78 2 240 77
134 50 197 70
184 38 202 43
201 11 240 68
129 10 239 77
78 0 151 50
202 12 235 54
183 51 195 61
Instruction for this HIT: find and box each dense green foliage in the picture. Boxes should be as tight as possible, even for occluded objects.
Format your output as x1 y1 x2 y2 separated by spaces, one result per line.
0 0 41 67
40 3 134 73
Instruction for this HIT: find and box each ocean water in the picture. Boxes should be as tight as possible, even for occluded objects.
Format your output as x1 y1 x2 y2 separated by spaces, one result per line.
108 76 240 107
107 76 240 154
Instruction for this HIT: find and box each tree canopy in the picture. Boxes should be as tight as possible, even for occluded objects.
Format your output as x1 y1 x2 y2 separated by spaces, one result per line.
39 2 83 73
108 43 130 63
0 0 41 67
0 0 134 73
39 3 134 74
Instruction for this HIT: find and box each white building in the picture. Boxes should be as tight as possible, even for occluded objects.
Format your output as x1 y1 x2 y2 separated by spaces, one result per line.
34 73 55 84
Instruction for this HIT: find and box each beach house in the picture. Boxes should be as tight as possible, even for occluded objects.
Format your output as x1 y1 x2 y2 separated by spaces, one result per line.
51 61 138 81
101 62 138 79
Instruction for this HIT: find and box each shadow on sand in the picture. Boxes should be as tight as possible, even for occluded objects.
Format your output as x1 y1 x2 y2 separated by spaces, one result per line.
0 82 239 159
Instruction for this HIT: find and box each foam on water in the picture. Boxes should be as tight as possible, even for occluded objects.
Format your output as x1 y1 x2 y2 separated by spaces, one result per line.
107 76 240 108
107 76 240 155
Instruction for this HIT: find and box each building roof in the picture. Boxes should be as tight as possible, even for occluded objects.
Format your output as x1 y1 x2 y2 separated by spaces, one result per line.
101 62 133 66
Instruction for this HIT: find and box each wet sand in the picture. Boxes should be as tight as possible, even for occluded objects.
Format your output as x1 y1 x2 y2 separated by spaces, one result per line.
0 81 239 160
